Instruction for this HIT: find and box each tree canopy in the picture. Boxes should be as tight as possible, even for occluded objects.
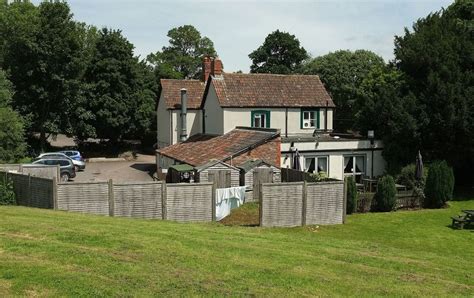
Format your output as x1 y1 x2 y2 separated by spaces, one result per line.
147 25 217 80
81 28 157 141
0 1 84 149
303 50 385 132
249 30 308 74
394 0 474 182
0 69 26 163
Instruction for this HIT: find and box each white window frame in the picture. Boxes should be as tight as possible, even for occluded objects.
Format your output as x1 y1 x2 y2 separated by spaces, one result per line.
253 113 266 128
302 110 317 129
343 155 366 181
305 155 329 175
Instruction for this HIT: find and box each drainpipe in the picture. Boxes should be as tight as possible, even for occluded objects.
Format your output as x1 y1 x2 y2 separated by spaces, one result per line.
180 88 187 142
285 108 288 138
325 100 328 132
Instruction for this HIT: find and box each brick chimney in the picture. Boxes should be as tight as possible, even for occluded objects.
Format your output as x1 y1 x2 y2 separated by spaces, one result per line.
211 57 223 76
202 56 212 82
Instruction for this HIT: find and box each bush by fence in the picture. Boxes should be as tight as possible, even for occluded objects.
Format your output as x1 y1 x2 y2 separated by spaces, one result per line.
424 160 454 208
260 181 345 227
374 175 397 212
346 176 357 214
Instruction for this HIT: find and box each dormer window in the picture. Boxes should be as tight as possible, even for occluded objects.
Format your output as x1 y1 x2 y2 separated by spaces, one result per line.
251 110 270 128
301 109 320 129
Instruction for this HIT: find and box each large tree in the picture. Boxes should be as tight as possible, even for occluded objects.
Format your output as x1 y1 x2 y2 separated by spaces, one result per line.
0 1 84 150
249 30 308 74
0 69 26 163
82 28 156 141
147 25 217 80
394 0 474 182
303 50 385 132
355 66 419 173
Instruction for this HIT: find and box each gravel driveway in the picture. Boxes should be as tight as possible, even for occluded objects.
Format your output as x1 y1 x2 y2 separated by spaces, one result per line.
72 154 156 182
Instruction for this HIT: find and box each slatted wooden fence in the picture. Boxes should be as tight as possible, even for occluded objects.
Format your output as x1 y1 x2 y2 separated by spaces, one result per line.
1 171 214 222
260 181 345 227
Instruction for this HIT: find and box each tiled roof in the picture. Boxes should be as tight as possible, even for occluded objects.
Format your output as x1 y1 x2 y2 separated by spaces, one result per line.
158 127 280 167
208 73 335 108
160 79 205 109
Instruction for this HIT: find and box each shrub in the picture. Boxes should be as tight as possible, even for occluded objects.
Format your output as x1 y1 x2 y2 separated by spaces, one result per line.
346 176 358 214
397 163 429 189
0 177 15 205
374 175 397 212
424 161 454 208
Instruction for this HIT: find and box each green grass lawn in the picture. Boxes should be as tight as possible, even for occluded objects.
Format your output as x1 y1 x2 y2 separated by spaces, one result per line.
0 201 473 296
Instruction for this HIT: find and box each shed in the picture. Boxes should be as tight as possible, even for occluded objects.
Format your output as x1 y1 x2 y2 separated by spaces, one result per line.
166 164 196 183
195 160 240 188
238 159 281 188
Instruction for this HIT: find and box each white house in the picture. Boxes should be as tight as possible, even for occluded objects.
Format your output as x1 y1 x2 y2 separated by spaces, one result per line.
157 57 385 181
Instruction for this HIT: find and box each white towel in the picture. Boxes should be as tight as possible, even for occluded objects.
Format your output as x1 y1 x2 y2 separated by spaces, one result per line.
215 186 246 221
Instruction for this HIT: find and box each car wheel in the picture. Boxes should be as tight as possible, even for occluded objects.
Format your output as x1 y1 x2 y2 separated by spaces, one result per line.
60 173 70 182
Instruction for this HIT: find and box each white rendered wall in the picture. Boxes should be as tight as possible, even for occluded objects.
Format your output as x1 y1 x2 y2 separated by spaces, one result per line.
222 108 334 134
203 84 224 135
280 140 385 180
157 94 171 148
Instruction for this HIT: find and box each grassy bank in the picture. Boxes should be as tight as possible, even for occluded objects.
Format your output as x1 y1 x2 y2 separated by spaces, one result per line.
0 201 473 296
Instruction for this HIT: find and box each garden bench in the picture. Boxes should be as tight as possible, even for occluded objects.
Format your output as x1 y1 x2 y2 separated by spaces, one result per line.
451 215 469 229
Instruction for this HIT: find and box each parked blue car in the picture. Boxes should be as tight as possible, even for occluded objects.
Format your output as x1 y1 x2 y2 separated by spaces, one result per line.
60 150 84 162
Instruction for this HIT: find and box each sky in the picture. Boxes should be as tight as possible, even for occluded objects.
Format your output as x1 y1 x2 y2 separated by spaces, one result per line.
35 0 453 72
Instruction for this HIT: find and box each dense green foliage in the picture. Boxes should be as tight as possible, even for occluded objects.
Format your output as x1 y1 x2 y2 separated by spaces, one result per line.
346 176 358 214
397 163 428 190
81 28 157 141
147 25 217 80
0 1 159 146
0 69 26 163
424 161 455 208
374 175 397 212
0 176 15 205
0 1 84 149
394 0 474 182
303 50 385 132
249 30 308 74
355 67 419 173
0 201 473 296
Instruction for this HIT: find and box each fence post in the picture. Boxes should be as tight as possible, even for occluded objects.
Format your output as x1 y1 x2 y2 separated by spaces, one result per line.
161 181 167 220
108 179 114 217
343 179 347 224
56 165 60 182
302 181 307 226
259 183 263 226
52 179 58 210
211 182 216 221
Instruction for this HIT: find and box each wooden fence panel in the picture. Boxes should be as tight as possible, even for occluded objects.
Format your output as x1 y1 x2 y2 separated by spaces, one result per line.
306 182 344 225
253 168 274 201
260 182 304 227
166 183 213 222
113 182 163 219
56 182 109 215
0 171 54 209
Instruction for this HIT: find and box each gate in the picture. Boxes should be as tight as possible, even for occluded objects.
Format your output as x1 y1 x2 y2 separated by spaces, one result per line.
208 170 231 189
253 168 274 201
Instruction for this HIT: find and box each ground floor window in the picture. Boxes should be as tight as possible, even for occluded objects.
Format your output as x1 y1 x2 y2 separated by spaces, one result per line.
305 156 328 175
344 155 365 183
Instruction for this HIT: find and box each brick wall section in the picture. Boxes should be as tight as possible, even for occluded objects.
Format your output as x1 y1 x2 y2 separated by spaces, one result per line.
231 136 281 168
